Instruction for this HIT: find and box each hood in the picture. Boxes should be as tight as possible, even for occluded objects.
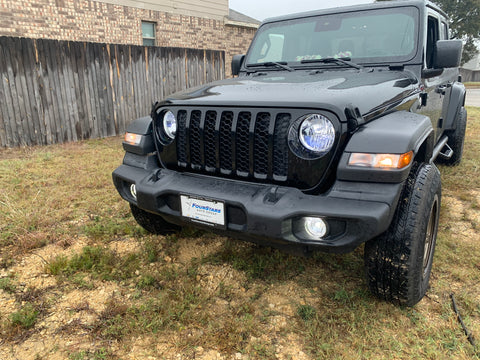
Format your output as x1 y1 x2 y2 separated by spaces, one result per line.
164 69 420 121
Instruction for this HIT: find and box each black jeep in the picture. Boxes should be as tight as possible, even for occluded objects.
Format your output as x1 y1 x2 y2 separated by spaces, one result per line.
113 0 467 306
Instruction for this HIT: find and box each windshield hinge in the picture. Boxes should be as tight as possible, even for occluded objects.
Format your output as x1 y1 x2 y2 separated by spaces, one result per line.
345 105 364 133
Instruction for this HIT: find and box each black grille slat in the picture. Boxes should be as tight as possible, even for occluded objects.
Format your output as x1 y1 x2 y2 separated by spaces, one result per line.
204 111 217 170
176 110 188 165
273 113 291 178
219 111 234 172
254 113 270 177
189 110 202 168
236 112 251 175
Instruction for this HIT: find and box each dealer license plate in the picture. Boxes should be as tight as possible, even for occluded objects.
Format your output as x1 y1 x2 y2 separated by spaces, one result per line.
180 195 225 227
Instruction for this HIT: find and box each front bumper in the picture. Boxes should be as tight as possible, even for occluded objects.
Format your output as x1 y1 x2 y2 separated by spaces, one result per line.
113 154 404 253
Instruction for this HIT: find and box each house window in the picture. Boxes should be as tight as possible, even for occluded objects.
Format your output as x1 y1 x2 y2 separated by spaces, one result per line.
142 21 156 46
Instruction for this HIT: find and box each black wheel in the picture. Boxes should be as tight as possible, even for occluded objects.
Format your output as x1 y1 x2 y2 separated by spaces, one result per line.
130 204 181 235
437 106 467 166
364 163 441 306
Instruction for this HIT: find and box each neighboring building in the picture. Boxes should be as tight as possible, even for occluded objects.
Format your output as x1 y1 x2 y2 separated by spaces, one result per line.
460 44 480 82
463 53 480 71
0 0 260 76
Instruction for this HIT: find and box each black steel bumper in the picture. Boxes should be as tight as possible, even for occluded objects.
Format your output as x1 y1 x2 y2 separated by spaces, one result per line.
112 154 404 253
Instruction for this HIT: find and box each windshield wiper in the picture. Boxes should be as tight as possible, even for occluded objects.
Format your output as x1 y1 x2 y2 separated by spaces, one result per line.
246 61 295 72
300 57 362 70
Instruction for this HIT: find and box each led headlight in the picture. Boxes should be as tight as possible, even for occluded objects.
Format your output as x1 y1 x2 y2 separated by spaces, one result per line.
303 217 328 239
299 114 335 154
163 110 177 139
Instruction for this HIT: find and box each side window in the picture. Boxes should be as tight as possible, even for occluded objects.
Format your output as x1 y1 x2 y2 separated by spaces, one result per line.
441 22 449 40
426 16 439 68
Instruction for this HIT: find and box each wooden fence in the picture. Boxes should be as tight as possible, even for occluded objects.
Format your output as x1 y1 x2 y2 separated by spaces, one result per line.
460 68 480 82
0 37 225 147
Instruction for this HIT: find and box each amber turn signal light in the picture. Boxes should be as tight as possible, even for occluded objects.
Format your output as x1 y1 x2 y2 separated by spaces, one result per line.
124 132 142 145
348 151 413 169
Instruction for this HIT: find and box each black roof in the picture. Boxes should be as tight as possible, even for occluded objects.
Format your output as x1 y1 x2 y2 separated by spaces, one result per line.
262 0 446 24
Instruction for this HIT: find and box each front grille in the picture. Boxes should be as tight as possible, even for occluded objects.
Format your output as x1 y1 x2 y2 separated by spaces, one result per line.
164 108 293 182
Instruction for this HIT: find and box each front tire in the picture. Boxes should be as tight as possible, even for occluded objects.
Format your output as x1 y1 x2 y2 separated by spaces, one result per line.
364 163 441 306
130 204 181 235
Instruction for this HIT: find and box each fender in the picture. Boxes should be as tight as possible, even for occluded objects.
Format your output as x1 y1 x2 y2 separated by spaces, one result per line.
126 116 153 135
337 111 434 183
443 82 466 131
123 116 156 155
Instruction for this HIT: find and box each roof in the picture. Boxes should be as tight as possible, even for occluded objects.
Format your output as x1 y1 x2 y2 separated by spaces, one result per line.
226 9 261 28
463 52 480 71
262 0 446 24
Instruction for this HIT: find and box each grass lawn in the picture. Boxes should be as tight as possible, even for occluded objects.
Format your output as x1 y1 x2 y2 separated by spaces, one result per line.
464 82 480 89
0 108 479 359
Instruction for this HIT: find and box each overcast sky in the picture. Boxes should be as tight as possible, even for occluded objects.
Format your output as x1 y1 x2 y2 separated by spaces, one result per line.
229 0 376 21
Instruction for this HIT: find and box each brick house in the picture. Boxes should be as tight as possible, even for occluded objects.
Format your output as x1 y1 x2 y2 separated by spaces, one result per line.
0 0 260 76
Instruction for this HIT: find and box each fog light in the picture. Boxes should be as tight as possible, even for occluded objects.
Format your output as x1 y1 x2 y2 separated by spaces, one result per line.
130 183 137 200
304 217 328 239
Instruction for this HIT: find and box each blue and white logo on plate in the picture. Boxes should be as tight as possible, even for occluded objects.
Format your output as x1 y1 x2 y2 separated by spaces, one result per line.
180 195 225 226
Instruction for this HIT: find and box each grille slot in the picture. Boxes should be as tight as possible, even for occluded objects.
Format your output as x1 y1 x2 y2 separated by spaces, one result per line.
189 110 202 169
254 112 270 177
219 111 234 173
204 111 217 171
236 112 251 175
273 113 291 179
168 108 292 182
176 111 188 165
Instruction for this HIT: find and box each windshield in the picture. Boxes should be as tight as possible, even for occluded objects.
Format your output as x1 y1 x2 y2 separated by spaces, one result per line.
246 7 419 67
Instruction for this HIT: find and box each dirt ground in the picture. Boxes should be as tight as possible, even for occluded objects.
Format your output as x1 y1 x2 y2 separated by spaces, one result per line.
0 234 315 360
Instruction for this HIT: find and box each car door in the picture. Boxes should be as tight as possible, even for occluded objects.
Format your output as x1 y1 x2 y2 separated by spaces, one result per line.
419 12 455 143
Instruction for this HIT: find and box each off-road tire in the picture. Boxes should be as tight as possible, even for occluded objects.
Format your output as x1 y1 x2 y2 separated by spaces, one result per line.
437 106 467 166
130 204 181 235
364 163 441 307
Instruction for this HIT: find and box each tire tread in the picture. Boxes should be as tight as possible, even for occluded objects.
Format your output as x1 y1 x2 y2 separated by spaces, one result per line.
365 163 441 306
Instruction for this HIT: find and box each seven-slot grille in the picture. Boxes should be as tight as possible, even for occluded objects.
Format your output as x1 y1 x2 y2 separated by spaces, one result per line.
165 108 292 182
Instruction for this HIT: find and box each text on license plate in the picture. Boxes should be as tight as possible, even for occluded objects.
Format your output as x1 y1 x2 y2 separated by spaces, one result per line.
180 195 225 226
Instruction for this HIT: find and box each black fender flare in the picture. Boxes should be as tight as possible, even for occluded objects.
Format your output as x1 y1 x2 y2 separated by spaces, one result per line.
443 82 466 131
337 111 434 183
123 116 156 155
126 116 153 135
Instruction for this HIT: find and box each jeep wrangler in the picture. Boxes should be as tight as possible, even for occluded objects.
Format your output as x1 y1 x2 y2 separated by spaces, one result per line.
113 0 467 306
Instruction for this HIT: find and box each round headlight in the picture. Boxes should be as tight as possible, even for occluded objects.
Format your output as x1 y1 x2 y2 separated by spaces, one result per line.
299 114 335 153
163 111 177 139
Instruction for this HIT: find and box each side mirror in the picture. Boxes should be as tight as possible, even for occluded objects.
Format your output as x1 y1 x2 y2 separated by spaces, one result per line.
434 40 462 69
231 54 245 76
